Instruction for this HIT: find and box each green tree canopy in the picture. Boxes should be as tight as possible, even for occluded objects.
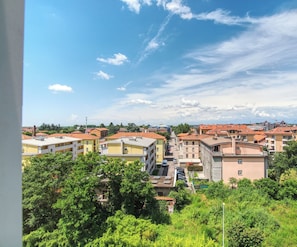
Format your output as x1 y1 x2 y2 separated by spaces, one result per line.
22 153 74 234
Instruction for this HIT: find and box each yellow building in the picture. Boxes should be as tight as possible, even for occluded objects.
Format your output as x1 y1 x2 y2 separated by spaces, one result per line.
101 136 156 173
22 136 84 167
50 133 100 155
106 132 166 165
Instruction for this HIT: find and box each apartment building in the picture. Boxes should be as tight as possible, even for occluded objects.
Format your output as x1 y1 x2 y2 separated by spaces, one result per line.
88 128 109 139
177 133 208 167
199 136 268 183
100 136 156 173
106 132 166 165
22 136 84 166
198 124 249 136
265 126 297 153
50 133 100 154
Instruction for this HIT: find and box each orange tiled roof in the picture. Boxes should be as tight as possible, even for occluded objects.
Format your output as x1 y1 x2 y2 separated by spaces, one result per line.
49 133 99 140
22 134 32 140
265 127 297 135
177 133 190 137
199 124 248 131
107 132 166 141
254 134 266 142
179 134 210 140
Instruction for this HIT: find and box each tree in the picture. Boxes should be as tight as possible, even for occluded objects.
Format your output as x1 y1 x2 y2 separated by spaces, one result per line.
172 123 191 135
229 177 238 189
279 168 297 184
254 178 280 200
86 211 158 247
127 122 140 132
22 153 74 234
270 141 297 181
227 221 264 247
169 180 191 211
54 154 108 246
120 161 157 217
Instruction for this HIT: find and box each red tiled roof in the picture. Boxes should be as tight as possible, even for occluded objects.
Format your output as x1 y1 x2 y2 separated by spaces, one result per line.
49 133 99 140
108 132 166 141
265 127 297 135
179 134 210 140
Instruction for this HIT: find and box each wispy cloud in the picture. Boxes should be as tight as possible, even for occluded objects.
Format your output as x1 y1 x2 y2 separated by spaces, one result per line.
97 53 128 65
94 70 113 80
138 14 172 63
117 81 132 91
99 9 297 124
48 84 73 93
127 99 153 105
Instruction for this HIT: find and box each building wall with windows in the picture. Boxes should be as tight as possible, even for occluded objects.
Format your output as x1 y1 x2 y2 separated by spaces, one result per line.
101 137 156 173
265 127 297 153
106 132 165 164
200 136 267 183
22 136 84 167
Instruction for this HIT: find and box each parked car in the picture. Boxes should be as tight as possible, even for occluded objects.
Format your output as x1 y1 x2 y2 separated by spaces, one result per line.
176 167 184 172
162 159 168 167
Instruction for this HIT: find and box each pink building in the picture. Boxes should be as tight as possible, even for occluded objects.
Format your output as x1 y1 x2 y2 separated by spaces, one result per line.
199 136 268 183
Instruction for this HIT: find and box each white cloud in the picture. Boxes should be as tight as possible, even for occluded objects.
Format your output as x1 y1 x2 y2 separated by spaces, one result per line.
91 9 297 125
117 81 132 91
120 0 152 14
97 53 128 65
48 84 73 93
70 114 78 121
94 70 113 80
128 99 152 105
138 14 171 63
165 0 193 19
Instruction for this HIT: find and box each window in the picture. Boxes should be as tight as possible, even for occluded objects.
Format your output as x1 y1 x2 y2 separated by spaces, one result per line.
192 141 195 145
186 154 188 158
238 159 242 164
186 141 188 145
192 154 195 158
238 170 243 176
213 145 219 152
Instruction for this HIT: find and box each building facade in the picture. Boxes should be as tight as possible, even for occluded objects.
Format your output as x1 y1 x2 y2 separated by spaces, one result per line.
22 136 84 166
100 136 156 173
199 136 268 183
106 132 166 165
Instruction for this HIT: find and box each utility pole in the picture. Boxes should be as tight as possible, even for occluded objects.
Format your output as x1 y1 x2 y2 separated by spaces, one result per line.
222 202 225 247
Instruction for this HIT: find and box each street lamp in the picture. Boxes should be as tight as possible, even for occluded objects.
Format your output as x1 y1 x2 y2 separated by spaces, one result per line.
222 202 225 247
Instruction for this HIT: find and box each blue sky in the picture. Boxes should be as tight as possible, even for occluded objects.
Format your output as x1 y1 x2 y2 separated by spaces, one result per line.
23 0 297 127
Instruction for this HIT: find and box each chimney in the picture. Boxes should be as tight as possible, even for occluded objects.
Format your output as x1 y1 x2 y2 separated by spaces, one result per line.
232 137 236 155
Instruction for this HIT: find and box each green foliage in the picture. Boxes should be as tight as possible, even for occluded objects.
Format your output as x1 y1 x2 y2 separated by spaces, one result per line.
279 168 297 184
278 179 297 200
254 178 280 200
87 211 158 247
156 131 171 141
270 141 297 181
54 155 108 246
205 181 230 200
172 123 191 135
169 181 191 211
227 220 264 247
126 122 141 132
23 153 74 234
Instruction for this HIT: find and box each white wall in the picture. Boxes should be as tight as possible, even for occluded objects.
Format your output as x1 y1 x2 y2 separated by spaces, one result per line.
0 0 24 246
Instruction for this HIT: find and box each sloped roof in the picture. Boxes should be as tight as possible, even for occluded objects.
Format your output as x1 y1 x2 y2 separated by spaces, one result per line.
108 132 166 141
